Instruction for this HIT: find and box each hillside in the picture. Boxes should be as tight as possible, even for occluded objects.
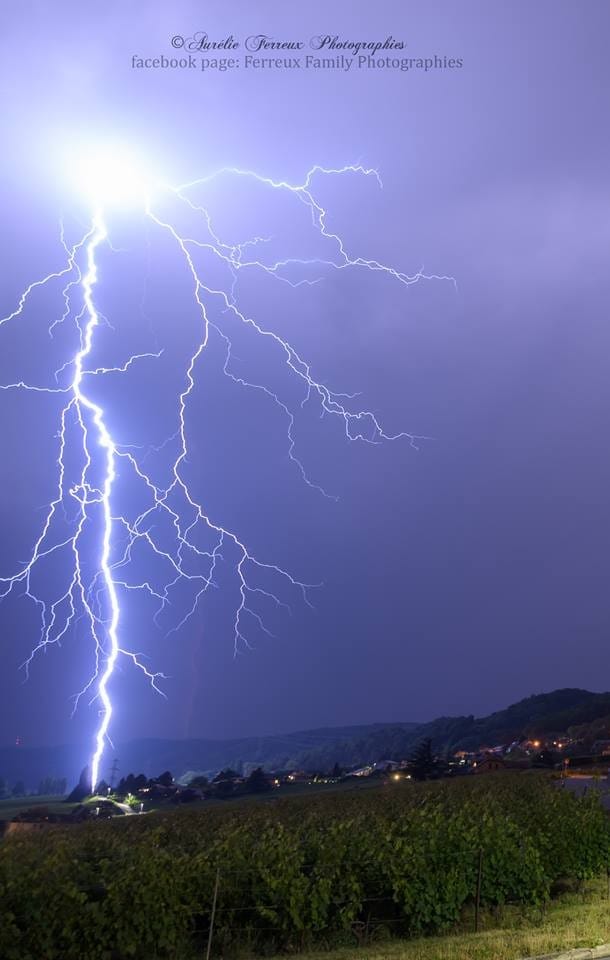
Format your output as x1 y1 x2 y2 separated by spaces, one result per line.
293 689 610 770
2 688 610 788
258 689 610 772
0 722 419 788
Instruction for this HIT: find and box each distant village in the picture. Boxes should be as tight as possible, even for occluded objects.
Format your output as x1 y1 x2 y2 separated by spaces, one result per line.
4 725 610 828
102 732 609 802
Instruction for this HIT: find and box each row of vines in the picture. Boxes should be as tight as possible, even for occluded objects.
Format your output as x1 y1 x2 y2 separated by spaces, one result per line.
1 774 608 960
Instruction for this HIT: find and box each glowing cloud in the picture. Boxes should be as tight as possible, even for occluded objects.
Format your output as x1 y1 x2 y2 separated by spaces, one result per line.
67 143 154 208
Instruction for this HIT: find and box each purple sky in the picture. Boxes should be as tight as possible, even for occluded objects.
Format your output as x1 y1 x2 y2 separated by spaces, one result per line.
1 1 610 752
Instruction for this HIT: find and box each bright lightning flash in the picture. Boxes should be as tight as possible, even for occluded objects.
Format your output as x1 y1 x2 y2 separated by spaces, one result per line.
0 146 452 791
68 143 153 208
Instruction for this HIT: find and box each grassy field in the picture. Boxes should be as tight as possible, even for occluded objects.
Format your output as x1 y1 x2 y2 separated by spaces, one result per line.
0 793 73 820
141 773 395 813
292 880 610 960
0 776 391 823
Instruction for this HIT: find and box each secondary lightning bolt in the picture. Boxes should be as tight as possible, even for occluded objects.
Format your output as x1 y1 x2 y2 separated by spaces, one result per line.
0 158 453 791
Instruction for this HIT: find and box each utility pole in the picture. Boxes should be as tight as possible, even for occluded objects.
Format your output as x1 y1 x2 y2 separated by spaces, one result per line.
109 758 119 791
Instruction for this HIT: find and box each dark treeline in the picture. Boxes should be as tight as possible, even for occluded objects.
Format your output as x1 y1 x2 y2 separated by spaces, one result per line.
0 776 67 799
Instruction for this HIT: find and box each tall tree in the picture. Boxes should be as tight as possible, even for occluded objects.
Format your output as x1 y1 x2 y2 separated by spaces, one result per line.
245 767 271 794
213 769 239 797
214 768 239 782
66 766 91 802
188 775 209 788
408 738 438 781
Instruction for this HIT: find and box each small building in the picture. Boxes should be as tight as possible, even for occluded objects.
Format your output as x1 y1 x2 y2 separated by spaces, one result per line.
285 770 309 783
474 755 507 774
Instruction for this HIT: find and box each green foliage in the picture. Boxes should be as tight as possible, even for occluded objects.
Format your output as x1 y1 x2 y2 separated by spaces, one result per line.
66 766 90 803
408 738 439 781
0 774 608 959
116 773 150 796
187 774 209 788
214 768 240 781
245 767 272 793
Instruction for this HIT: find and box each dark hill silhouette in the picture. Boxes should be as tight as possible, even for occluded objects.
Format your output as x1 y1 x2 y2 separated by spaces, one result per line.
2 689 610 789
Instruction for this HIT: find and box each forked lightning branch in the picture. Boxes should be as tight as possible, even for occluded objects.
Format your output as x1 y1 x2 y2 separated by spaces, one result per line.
0 146 452 790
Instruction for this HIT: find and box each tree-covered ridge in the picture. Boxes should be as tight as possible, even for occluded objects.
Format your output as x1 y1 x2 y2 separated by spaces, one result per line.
291 689 610 770
3 689 610 786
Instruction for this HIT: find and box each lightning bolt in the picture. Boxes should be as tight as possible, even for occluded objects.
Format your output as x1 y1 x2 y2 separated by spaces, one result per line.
0 160 453 791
